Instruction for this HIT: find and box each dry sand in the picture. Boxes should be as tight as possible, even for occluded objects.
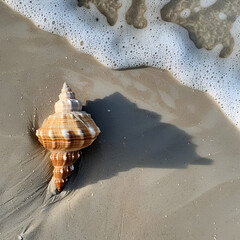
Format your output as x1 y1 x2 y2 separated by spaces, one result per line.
1 1 240 240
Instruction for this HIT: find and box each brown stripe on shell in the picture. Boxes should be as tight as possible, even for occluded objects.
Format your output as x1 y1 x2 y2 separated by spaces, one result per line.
55 178 67 192
53 165 73 179
50 151 81 166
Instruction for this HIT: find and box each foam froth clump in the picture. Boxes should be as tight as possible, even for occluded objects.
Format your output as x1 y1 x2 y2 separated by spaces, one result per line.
3 0 240 127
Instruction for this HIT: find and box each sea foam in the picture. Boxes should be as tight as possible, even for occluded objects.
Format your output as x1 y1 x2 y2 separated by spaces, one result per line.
3 0 240 127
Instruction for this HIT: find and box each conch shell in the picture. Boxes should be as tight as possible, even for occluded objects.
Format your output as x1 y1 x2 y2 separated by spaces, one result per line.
36 83 100 192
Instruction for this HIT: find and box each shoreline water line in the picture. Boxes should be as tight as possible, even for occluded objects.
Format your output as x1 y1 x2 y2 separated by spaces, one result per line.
2 0 240 128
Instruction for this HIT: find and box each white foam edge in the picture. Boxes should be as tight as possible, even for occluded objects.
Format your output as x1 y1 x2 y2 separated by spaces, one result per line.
3 0 240 127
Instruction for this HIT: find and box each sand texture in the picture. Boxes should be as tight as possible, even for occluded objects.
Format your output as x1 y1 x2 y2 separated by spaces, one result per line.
1 2 240 240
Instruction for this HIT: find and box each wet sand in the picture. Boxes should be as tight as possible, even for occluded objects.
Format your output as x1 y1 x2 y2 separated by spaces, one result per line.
1 1 240 240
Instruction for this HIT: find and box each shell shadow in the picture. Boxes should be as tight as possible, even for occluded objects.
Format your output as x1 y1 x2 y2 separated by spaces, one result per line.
67 92 212 190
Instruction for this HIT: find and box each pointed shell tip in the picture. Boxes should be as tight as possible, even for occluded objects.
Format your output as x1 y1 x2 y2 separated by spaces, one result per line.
62 82 68 90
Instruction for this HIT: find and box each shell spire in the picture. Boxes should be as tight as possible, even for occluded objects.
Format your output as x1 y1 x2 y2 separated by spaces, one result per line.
62 82 70 91
54 82 82 113
36 83 100 192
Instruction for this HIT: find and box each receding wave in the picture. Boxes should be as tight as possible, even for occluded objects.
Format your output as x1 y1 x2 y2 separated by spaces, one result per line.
3 0 240 127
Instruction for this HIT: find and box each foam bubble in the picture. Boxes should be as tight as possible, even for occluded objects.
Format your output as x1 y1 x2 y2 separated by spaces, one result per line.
180 9 191 19
200 0 218 8
219 12 227 20
3 0 240 127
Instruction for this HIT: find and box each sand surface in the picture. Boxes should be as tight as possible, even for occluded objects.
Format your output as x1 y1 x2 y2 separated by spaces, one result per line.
1 2 240 240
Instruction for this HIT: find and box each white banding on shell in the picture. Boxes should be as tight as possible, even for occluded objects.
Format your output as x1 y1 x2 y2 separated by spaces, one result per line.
62 129 70 139
88 127 96 137
48 130 54 138
78 129 84 137
40 130 43 138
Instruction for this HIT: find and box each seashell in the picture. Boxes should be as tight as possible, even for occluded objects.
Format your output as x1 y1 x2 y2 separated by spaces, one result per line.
36 82 100 192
